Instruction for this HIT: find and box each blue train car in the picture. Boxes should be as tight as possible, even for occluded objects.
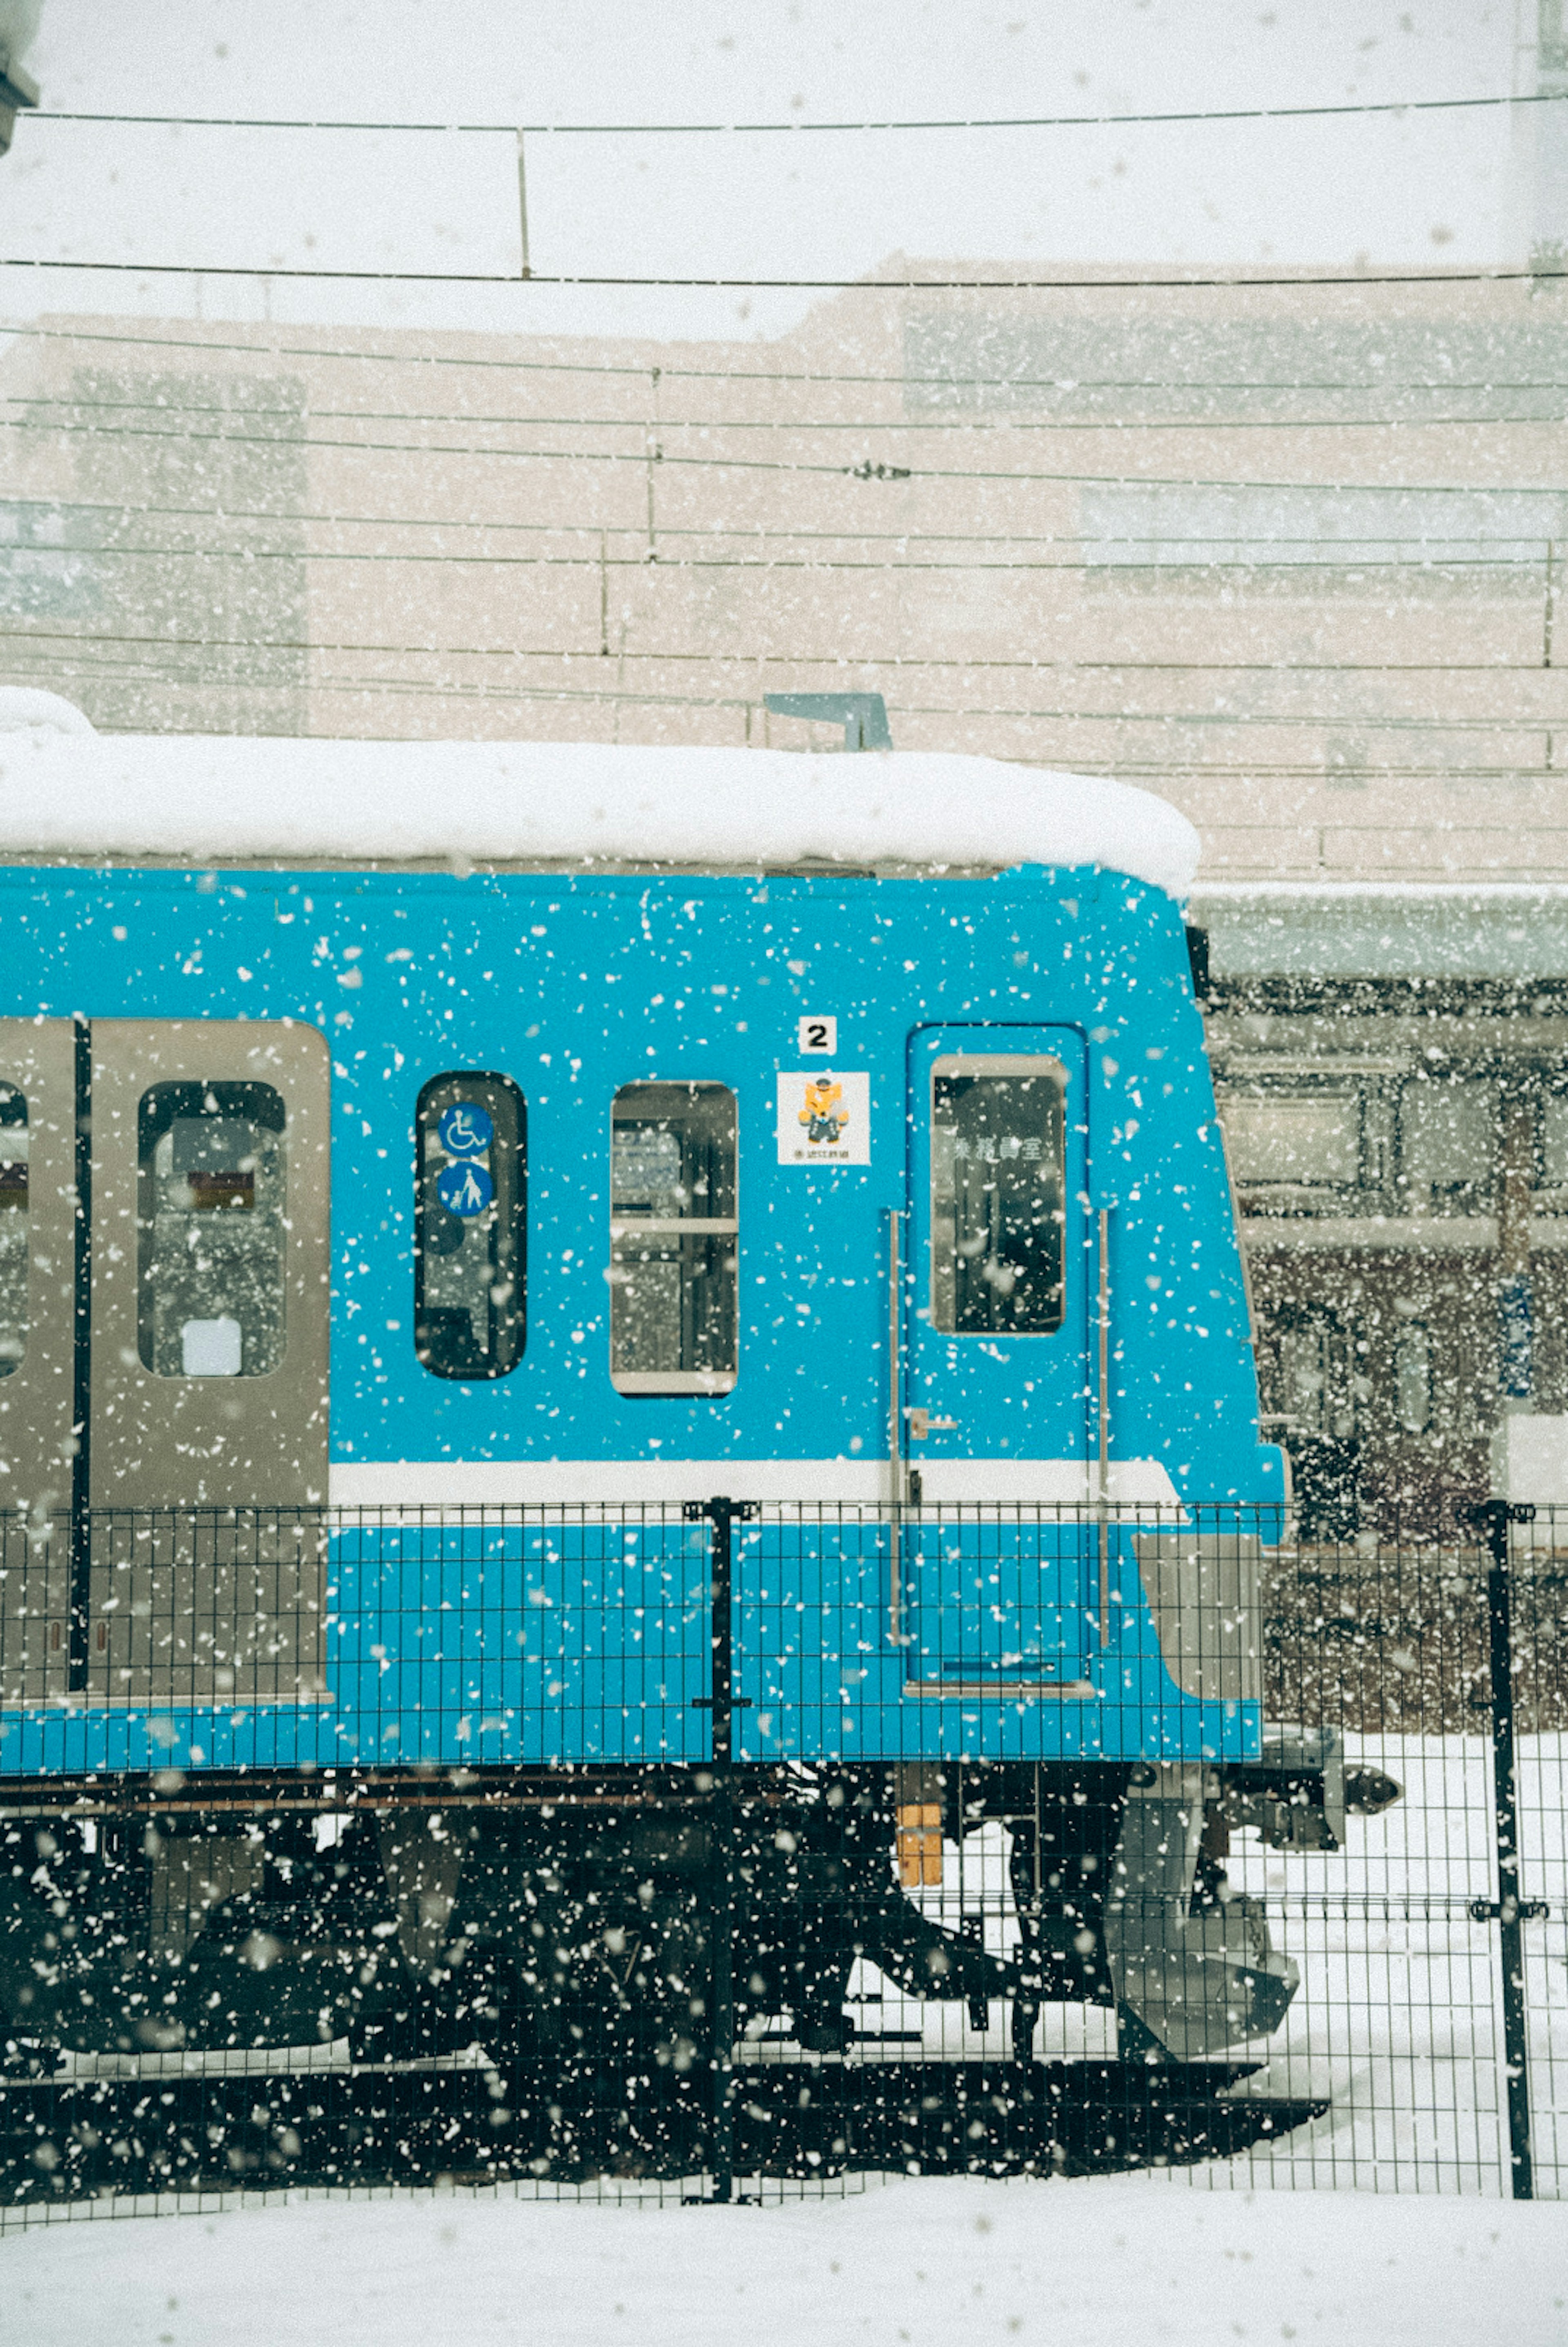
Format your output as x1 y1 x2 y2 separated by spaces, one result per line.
0 709 1382 2093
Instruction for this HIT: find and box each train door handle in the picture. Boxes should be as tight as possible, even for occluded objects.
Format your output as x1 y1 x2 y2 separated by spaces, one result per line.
906 1408 959 1441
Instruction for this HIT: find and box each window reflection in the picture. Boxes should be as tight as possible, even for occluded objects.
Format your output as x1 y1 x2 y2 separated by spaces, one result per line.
930 1057 1066 1336
414 1073 526 1380
610 1082 737 1395
138 1082 285 1379
0 1084 27 1378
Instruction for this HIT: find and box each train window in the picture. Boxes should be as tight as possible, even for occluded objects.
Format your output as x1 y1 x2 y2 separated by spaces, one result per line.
137 1082 287 1378
0 1086 26 1378
609 1082 737 1395
414 1073 526 1380
930 1056 1065 1336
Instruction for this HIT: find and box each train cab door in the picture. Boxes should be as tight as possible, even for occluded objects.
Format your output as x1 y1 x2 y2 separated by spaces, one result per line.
85 1021 332 1703
902 1025 1095 1687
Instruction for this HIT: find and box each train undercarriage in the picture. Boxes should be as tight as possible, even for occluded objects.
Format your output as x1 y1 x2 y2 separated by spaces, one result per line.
0 1745 1398 2191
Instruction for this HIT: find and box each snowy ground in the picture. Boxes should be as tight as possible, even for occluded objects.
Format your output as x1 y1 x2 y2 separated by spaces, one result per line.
4 2172 1567 2347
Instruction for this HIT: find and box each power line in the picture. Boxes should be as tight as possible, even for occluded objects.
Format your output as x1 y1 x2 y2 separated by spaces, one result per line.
4 257 1568 292
8 492 1568 557
13 389 1568 433
9 406 1568 491
5 625 1566 719
2 653 1556 781
5 616 1559 675
25 89 1564 136
2 541 1559 573
4 640 1557 744
7 319 1568 402
2 634 1556 769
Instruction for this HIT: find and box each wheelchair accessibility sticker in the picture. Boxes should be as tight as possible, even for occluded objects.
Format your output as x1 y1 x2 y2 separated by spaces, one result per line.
776 1071 870 1165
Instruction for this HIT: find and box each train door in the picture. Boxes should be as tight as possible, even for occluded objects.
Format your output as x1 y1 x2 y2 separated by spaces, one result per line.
0 1021 82 1704
902 1025 1094 1686
0 1018 331 1707
86 1022 332 1703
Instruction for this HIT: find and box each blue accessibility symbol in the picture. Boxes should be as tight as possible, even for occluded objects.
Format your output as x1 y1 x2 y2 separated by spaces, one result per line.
436 1159 494 1219
438 1102 494 1157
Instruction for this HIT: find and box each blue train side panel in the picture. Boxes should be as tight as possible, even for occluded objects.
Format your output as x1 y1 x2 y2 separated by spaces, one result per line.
0 855 1278 1777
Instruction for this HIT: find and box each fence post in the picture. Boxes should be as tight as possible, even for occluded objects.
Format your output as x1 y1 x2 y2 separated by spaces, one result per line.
684 1495 756 2204
1464 1498 1540 2200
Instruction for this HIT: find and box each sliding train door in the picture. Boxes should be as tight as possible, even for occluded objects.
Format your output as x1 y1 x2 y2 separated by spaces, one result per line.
85 1022 332 1702
0 1021 81 1703
0 1017 331 1708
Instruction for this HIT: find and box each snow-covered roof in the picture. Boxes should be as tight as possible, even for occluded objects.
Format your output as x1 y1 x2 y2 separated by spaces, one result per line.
0 686 97 736
0 733 1199 897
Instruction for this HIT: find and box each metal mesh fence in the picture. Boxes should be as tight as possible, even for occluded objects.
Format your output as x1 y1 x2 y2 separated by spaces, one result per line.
0 1498 1562 2214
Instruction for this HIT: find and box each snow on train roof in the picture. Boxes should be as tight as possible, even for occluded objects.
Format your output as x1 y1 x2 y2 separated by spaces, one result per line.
0 718 1199 898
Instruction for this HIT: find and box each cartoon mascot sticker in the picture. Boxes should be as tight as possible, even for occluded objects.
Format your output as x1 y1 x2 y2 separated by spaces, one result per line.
799 1075 849 1146
776 1069 871 1165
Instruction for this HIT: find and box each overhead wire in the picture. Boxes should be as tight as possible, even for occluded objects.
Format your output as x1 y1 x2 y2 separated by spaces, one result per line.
0 625 1554 773
8 406 1568 492
3 320 1566 402
4 495 1568 574
2 306 1561 743
0 543 1559 572
1 625 1562 721
9 388 1568 433
6 259 1568 290
25 88 1568 135
11 491 1568 550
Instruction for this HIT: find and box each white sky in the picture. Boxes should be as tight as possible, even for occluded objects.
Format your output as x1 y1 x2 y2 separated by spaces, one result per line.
0 2 1542 339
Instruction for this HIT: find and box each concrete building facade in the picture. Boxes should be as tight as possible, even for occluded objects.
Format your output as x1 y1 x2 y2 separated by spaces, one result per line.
6 268 1568 1519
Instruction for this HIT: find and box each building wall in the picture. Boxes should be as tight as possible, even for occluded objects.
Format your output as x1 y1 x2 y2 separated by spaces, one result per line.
0 272 1566 888
7 273 1568 1515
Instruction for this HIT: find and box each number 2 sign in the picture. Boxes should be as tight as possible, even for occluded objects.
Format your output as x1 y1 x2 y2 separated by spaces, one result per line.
797 1015 837 1055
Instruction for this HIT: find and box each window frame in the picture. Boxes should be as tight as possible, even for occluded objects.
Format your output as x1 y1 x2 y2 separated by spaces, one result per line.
928 1051 1068 1338
1215 1074 1366 1213
135 1078 288 1381
609 1079 739 1398
0 1082 28 1381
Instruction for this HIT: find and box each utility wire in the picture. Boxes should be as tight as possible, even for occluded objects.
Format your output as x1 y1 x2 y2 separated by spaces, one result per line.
9 609 1565 672
8 408 1568 491
4 258 1568 292
0 651 1554 778
1 633 1552 765
2 543 1559 572
25 89 1566 135
5 320 1567 401
2 640 1555 743
7 494 1568 558
11 390 1568 433
10 490 1568 552
4 625 1566 718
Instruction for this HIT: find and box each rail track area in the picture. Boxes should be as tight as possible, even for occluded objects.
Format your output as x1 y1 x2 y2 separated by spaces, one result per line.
5 1517 1568 2206
0 1760 1325 2203
0 2053 1317 2202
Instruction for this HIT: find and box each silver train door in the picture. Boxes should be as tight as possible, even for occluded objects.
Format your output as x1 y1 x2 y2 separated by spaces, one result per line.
0 1017 330 1707
86 1022 332 1703
0 1020 80 1704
